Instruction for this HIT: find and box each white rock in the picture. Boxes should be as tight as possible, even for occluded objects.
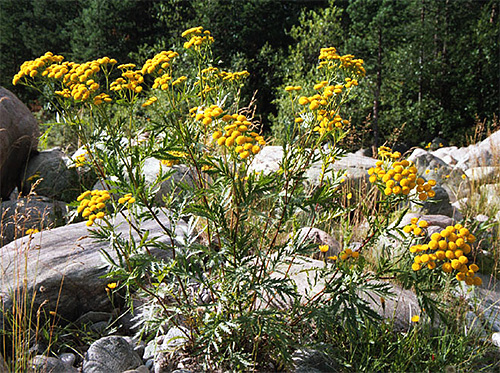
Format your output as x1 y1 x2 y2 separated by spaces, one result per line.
249 145 283 175
465 167 500 184
492 332 500 348
82 336 143 373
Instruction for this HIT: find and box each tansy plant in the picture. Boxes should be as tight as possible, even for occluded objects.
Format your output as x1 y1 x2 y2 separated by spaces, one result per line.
12 27 482 371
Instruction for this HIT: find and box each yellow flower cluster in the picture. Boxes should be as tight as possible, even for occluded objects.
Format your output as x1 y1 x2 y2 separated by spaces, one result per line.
182 26 214 50
142 96 158 107
294 80 352 135
93 92 112 105
56 58 115 103
110 67 144 94
314 111 349 135
107 282 118 289
118 193 136 204
407 219 481 286
201 66 219 76
193 105 224 125
377 146 401 159
220 70 250 81
161 151 189 167
327 248 359 262
211 114 266 159
140 50 179 75
14 53 116 104
152 74 172 90
402 217 429 236
368 158 437 199
190 67 249 96
340 248 360 260
77 190 111 227
74 151 88 168
285 86 302 92
172 76 188 87
25 228 40 235
12 52 64 85
318 47 366 76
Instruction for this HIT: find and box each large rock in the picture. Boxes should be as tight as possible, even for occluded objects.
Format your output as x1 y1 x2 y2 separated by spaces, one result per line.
21 148 80 202
0 87 39 200
399 213 455 238
292 347 339 372
408 148 469 202
306 152 377 188
479 184 500 207
464 167 500 185
414 185 461 219
432 130 500 171
96 158 197 207
0 212 190 332
276 257 421 331
82 336 143 373
250 146 377 189
0 196 67 247
29 355 78 373
143 160 197 205
249 145 283 175
293 227 342 259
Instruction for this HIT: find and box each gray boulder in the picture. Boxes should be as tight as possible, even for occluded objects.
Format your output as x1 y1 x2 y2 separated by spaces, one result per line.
29 355 78 373
123 366 150 373
434 130 500 171
82 336 143 373
162 326 189 352
408 148 469 202
0 196 67 246
0 212 190 333
306 152 377 188
415 185 461 219
293 227 342 259
399 213 455 238
250 146 377 190
492 332 500 349
21 148 80 202
120 158 197 206
151 163 197 206
0 87 39 200
276 257 421 331
480 184 500 206
293 347 339 372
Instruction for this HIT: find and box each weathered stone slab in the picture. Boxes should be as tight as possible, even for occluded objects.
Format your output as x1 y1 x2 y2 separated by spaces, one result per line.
0 87 39 200
0 212 189 330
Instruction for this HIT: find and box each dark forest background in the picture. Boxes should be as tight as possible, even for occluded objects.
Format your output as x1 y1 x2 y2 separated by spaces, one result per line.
1 0 498 148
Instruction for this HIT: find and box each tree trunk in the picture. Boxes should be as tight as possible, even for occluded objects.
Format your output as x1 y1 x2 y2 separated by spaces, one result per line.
372 26 382 150
418 0 425 127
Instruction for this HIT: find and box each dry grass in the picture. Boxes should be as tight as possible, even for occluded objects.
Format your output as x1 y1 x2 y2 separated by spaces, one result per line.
1 184 65 372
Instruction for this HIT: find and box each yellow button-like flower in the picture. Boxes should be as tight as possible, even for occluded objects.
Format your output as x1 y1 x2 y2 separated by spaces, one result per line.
319 245 329 253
